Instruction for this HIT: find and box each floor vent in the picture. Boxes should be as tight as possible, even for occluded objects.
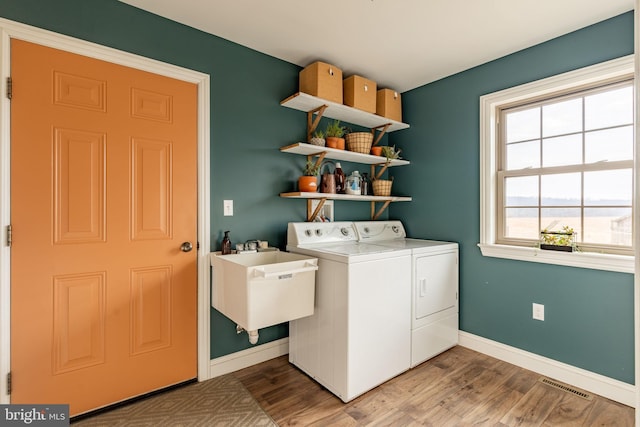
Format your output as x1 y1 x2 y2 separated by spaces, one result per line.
539 377 593 400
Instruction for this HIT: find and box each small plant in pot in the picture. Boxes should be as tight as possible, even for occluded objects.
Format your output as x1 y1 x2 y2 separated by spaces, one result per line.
309 130 325 147
540 226 576 252
371 146 401 196
381 145 402 160
325 120 346 150
298 159 321 193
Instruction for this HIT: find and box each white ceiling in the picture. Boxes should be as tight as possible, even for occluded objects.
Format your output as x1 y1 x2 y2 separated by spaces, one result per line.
120 0 633 93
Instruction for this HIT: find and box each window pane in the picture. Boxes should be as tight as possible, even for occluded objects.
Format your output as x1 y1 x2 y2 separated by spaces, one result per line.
541 173 580 206
585 85 633 131
584 207 631 246
506 140 540 170
542 98 582 137
585 126 633 163
541 208 581 237
505 208 539 239
505 176 538 206
542 134 582 167
506 107 540 143
584 169 632 206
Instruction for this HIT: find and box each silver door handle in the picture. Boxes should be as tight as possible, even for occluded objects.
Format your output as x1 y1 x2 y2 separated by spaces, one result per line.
180 242 193 252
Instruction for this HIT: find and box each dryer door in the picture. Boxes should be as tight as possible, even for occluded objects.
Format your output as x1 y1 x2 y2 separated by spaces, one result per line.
415 251 458 319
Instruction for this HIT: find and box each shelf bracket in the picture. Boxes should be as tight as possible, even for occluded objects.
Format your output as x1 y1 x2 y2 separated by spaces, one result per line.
371 123 391 146
307 105 328 142
371 200 391 220
307 198 327 222
308 151 327 172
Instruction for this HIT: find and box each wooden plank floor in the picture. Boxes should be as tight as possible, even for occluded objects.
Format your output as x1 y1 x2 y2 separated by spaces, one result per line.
234 346 634 426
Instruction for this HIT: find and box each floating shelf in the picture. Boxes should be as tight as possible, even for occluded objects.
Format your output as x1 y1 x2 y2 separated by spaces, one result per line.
280 192 412 222
281 92 410 132
281 143 410 166
279 192 412 202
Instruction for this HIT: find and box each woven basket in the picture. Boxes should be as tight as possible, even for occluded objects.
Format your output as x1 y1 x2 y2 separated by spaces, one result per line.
346 132 373 154
372 179 392 196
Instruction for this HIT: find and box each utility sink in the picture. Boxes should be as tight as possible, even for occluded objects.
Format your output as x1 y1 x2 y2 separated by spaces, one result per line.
210 251 318 343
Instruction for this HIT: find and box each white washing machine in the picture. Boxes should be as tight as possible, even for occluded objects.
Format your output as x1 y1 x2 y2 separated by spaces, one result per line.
355 221 459 367
286 222 412 403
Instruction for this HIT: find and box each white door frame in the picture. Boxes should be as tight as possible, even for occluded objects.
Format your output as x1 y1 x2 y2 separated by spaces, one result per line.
0 18 212 403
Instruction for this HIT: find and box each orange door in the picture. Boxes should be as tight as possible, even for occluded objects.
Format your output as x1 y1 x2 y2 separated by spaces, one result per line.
10 39 198 416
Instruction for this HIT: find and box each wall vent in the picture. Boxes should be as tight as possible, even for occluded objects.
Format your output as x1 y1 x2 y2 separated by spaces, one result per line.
539 377 593 400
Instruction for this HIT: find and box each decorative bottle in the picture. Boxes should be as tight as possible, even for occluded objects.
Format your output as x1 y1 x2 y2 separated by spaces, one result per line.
221 230 231 255
335 162 345 194
361 172 371 196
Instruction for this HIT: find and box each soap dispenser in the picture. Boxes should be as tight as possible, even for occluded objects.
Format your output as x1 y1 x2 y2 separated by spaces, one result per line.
221 231 231 255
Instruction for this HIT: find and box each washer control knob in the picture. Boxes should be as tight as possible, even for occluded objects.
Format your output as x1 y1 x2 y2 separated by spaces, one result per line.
392 226 400 234
315 229 323 236
340 227 350 236
304 229 312 237
363 227 370 234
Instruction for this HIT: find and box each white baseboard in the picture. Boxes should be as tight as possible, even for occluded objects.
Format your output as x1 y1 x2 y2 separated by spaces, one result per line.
459 331 636 407
208 338 289 378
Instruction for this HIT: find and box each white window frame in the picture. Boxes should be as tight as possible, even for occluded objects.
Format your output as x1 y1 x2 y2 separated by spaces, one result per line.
479 55 634 273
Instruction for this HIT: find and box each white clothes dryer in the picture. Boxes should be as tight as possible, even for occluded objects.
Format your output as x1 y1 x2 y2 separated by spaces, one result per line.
355 221 459 367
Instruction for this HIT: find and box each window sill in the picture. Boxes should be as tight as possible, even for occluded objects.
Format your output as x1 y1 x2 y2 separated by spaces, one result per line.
478 243 633 273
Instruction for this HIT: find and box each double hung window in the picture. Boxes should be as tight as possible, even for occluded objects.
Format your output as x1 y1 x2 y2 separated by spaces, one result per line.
479 56 634 272
498 79 633 255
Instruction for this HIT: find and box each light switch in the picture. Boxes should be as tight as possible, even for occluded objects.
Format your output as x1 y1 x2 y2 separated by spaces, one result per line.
223 200 233 216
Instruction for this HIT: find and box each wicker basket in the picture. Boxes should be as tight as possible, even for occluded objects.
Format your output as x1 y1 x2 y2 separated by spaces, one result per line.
346 132 373 154
372 179 392 196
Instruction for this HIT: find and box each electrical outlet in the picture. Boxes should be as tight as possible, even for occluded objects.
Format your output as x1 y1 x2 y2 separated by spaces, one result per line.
532 303 545 321
223 200 233 216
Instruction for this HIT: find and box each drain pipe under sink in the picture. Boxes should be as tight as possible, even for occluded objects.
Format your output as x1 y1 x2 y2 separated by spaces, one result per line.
236 325 259 345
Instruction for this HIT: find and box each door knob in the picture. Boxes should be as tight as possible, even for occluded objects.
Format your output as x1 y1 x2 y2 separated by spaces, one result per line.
180 241 193 252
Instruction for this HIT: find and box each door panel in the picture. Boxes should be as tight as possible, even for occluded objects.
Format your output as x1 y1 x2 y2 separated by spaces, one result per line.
10 39 198 416
415 252 458 319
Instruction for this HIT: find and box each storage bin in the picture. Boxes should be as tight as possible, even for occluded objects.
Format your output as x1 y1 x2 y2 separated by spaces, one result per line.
343 75 377 114
376 89 402 122
299 61 343 104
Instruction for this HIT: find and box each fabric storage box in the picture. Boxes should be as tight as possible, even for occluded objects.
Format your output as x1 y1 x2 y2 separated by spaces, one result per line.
343 75 377 114
299 61 343 104
376 89 402 122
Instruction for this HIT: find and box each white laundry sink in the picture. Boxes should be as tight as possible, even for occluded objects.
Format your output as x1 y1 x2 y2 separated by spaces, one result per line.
210 251 317 343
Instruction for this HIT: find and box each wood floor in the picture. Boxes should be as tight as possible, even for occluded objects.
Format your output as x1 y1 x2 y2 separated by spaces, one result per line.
234 346 634 426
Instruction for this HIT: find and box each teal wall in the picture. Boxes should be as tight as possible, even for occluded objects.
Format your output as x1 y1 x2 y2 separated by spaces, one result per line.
0 1 634 383
391 12 635 384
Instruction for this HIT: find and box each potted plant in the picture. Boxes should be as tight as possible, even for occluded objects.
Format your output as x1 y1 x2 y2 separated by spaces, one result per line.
371 146 402 196
540 226 576 252
325 120 346 150
309 130 325 146
298 159 321 192
381 145 402 160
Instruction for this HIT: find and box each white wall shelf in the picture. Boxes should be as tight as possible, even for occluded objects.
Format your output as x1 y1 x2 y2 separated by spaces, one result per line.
281 142 410 167
279 192 412 203
279 92 411 221
281 92 410 132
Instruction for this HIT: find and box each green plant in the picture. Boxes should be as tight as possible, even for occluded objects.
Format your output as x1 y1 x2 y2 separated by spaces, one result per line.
302 159 321 176
381 145 402 160
312 130 325 139
540 225 575 246
325 120 346 138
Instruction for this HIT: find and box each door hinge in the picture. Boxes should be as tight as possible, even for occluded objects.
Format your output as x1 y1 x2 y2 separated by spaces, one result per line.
6 77 12 100
6 225 12 247
6 372 11 395
197 241 200 250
